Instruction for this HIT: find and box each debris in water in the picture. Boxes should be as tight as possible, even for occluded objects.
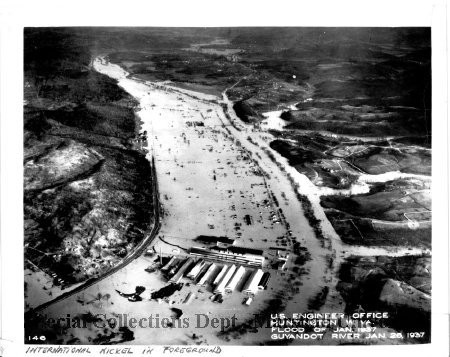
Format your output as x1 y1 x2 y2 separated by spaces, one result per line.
150 283 183 300
171 307 183 319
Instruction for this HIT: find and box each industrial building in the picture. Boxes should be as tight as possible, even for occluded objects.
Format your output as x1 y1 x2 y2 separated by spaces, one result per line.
258 272 271 290
161 256 178 271
242 268 264 296
197 263 217 287
213 265 228 286
224 266 246 294
167 260 182 277
190 245 264 266
214 264 236 294
169 258 194 284
187 259 206 280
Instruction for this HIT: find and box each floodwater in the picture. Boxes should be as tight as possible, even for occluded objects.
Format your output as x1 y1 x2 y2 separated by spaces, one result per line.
36 57 338 345
36 57 429 346
261 110 289 131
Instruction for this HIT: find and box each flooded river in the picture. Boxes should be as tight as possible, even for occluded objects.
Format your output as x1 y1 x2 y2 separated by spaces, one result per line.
37 57 429 345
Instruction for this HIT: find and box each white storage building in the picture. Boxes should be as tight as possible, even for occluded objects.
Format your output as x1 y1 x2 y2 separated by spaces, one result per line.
197 263 217 286
225 266 246 294
242 268 264 296
258 272 271 290
190 246 264 266
169 258 194 284
187 259 206 279
213 265 228 286
214 264 236 294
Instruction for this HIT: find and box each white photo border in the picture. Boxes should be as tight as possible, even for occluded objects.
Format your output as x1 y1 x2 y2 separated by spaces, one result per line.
0 0 448 356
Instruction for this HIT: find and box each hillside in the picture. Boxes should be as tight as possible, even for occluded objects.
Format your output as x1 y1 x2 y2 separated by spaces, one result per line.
24 28 154 292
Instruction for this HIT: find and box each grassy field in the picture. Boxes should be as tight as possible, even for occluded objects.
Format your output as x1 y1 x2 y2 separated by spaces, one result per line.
324 211 431 248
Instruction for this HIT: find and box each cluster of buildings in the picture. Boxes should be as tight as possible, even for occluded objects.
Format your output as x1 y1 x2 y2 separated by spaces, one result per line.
159 237 272 304
190 246 264 267
191 235 265 266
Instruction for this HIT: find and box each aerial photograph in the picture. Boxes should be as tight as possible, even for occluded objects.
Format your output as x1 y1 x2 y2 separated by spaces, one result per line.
23 27 431 345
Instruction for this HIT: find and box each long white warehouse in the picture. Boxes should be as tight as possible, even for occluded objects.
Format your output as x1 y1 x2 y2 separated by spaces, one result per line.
242 268 264 296
213 265 228 286
197 263 217 287
187 259 206 279
225 266 246 294
169 258 194 284
214 264 236 294
190 246 264 266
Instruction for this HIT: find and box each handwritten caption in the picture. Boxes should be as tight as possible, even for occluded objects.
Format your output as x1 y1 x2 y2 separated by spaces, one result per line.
25 346 222 355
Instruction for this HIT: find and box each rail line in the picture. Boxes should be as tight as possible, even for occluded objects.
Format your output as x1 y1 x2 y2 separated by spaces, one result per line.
25 156 161 318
